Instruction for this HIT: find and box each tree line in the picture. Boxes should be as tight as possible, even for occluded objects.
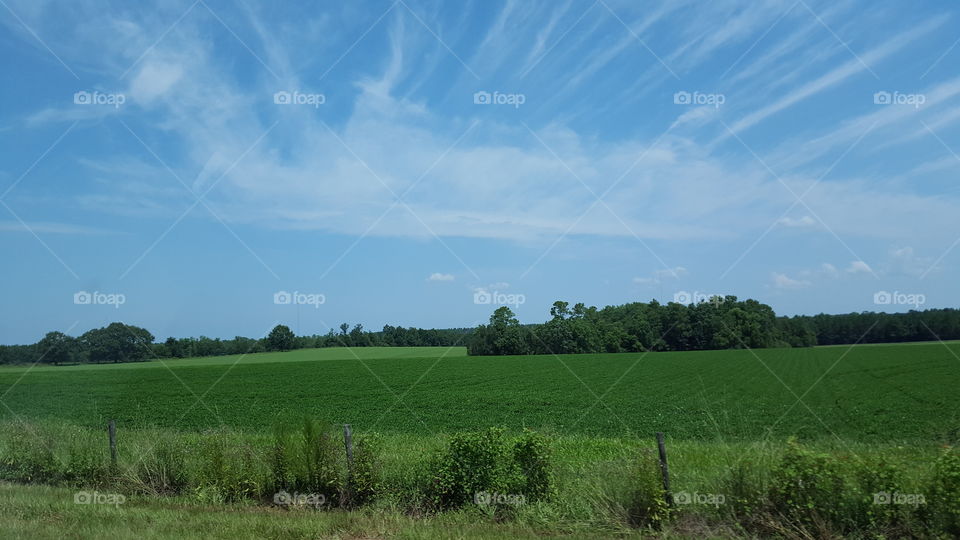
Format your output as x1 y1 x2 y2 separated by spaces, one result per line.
0 322 470 365
0 323 157 366
789 309 960 345
155 324 470 359
2 299 958 365
467 297 960 355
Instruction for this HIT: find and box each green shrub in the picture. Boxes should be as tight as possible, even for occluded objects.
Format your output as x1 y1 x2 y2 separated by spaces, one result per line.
930 446 960 536
296 419 341 505
512 429 551 502
625 449 669 528
347 433 383 507
769 440 849 533
428 428 551 512
429 428 518 510
851 457 909 534
0 430 59 484
63 440 109 487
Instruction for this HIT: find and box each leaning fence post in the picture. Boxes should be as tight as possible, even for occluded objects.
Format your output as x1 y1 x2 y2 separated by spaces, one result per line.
656 431 672 506
108 419 117 466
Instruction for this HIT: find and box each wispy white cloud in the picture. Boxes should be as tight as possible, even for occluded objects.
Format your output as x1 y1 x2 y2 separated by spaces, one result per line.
633 266 687 285
777 215 816 228
772 272 811 289
769 75 960 173
664 0 790 72
129 61 184 103
778 249 939 286
722 16 946 138
846 260 873 274
9 0 960 263
725 2 834 85
884 246 938 277
26 105 119 128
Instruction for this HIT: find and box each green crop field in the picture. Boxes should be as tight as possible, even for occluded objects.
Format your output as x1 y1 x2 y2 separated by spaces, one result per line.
2 342 959 538
0 346 468 372
1 342 957 442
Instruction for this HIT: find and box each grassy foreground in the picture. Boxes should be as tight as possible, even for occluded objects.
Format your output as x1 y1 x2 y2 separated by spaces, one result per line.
0 482 613 540
1 420 958 538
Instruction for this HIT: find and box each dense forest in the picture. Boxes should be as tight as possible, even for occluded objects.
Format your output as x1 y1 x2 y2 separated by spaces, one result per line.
790 309 960 345
467 297 960 355
1 297 958 365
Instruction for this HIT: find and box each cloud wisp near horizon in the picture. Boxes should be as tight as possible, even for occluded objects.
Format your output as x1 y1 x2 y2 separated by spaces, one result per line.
1 0 958 343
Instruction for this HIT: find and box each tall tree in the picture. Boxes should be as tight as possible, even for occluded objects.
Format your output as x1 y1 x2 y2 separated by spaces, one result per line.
266 324 296 352
80 323 154 363
36 331 75 365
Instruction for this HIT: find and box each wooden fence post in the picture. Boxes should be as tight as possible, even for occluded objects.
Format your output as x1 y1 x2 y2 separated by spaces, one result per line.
656 432 672 506
108 419 117 466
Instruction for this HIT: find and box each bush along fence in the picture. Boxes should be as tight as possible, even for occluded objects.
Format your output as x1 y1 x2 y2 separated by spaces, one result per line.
0 421 958 537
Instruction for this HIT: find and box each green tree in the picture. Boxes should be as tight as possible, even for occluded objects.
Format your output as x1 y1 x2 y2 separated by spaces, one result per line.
266 324 295 352
549 301 570 320
349 324 371 346
36 331 76 365
468 307 529 355
80 323 154 363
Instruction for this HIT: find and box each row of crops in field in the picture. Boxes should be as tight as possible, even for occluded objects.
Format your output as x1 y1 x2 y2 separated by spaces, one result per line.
1 343 957 442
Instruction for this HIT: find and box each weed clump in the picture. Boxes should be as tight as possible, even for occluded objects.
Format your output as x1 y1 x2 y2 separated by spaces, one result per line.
347 433 383 507
194 431 261 503
269 419 342 508
625 449 669 528
427 428 552 512
930 446 960 536
768 439 848 530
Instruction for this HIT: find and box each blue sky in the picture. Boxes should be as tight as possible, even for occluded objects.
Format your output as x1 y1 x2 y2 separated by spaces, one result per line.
1 0 958 344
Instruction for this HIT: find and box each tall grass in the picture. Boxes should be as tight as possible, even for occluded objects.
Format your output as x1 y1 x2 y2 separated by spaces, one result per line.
0 420 956 537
